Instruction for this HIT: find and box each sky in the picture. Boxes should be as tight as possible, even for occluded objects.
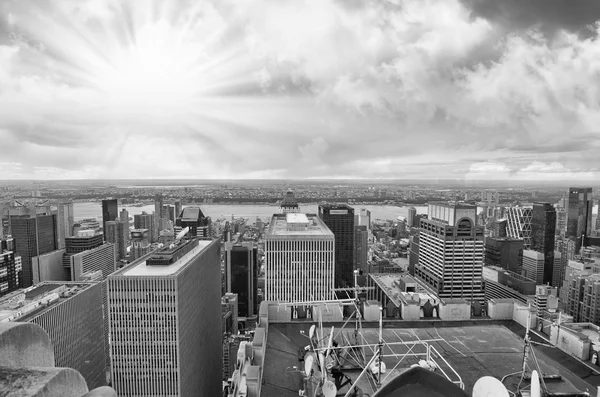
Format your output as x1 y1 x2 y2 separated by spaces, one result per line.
0 0 599 181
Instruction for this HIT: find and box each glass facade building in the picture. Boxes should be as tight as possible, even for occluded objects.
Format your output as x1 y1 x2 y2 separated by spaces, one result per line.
318 204 355 288
530 202 556 285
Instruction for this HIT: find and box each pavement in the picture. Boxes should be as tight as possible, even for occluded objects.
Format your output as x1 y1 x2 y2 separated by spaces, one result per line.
262 322 597 397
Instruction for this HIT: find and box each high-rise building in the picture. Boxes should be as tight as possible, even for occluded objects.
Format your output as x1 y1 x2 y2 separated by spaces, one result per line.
265 213 334 302
0 282 106 389
65 230 104 254
0 238 22 297
560 258 600 325
154 194 164 244
176 207 212 238
174 201 182 221
566 187 593 254
108 238 222 396
414 203 484 303
551 251 563 288
56 202 74 249
119 209 129 243
318 204 355 288
32 249 66 283
134 211 154 241
354 225 368 273
530 202 556 285
484 237 523 273
491 219 508 238
280 190 300 213
224 242 258 318
66 243 116 281
163 204 176 223
105 221 127 261
522 250 544 284
407 207 417 228
506 206 533 249
10 214 58 288
408 233 419 276
556 208 567 237
482 265 536 304
355 208 372 230
101 199 118 241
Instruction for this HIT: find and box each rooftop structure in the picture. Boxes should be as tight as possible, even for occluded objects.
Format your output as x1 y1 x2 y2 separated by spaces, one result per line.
427 202 477 226
280 190 299 213
267 213 332 236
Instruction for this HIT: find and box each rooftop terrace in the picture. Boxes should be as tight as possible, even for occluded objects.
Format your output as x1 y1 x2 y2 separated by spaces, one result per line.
267 214 333 237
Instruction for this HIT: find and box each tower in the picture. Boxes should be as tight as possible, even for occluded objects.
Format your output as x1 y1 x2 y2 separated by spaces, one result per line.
354 225 368 274
530 203 556 285
101 199 118 241
280 190 300 214
105 221 127 262
566 187 593 254
108 238 222 396
56 202 74 249
414 202 484 303
407 207 417 228
318 204 355 288
224 242 258 317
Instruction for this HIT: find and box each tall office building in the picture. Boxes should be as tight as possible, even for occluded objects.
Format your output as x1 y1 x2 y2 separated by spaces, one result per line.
10 214 58 288
134 211 154 241
560 259 600 325
566 187 593 254
408 233 419 276
355 208 372 229
265 213 334 302
154 194 164 244
163 204 176 223
491 219 508 238
0 282 105 388
65 230 104 254
119 209 129 243
522 250 545 284
506 206 533 249
66 243 116 281
318 204 355 288
224 242 258 317
0 238 22 297
108 238 222 396
105 221 127 261
530 203 556 285
354 225 369 273
556 208 567 237
407 207 417 228
176 207 212 238
56 202 74 249
174 201 182 221
414 203 484 303
280 190 300 213
551 251 563 288
101 199 118 241
484 237 523 273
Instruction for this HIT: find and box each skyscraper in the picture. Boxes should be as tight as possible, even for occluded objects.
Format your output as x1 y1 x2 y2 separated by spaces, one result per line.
354 225 369 274
56 202 74 249
407 207 417 228
318 204 355 288
556 208 567 237
0 281 106 389
414 203 484 303
108 238 222 396
522 250 545 284
105 221 127 261
566 187 593 254
101 199 118 241
224 242 258 317
530 202 556 285
176 207 212 238
134 211 154 238
355 208 372 229
10 214 58 288
0 238 22 297
265 213 334 302
119 209 129 243
484 237 523 273
280 190 300 213
506 206 533 249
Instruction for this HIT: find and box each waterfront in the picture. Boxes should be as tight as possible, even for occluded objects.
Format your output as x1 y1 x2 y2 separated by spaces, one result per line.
73 202 429 223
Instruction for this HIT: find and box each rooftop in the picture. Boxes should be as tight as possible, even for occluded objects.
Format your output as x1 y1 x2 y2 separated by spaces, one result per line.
267 214 333 237
285 213 308 224
117 239 213 277
369 274 439 306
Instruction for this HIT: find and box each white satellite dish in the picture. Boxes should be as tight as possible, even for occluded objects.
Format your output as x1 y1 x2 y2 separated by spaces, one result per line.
175 226 190 241
472 376 509 397
309 325 316 339
322 380 337 397
530 370 541 397
304 354 314 377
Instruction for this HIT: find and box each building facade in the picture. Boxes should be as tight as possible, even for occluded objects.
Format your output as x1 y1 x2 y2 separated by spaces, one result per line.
56 202 74 249
265 213 334 303
224 242 258 318
107 238 222 397
482 266 536 305
318 204 355 288
566 187 593 254
105 221 127 262
0 238 22 297
484 237 523 273
530 202 556 285
506 206 533 249
280 190 300 213
414 203 485 303
354 225 368 274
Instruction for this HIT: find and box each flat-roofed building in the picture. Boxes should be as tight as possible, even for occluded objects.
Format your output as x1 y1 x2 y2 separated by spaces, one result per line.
107 238 221 397
484 237 523 273
482 266 536 305
414 203 485 303
66 243 116 281
0 238 22 297
318 204 355 288
522 250 545 284
265 213 334 303
0 281 105 389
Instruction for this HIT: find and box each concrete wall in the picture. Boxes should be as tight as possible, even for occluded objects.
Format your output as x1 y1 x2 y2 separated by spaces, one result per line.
401 301 421 320
487 299 514 320
513 301 537 330
32 249 66 284
549 324 592 361
438 299 470 321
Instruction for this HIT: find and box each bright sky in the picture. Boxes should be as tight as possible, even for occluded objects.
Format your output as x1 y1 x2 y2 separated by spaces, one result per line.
0 0 599 180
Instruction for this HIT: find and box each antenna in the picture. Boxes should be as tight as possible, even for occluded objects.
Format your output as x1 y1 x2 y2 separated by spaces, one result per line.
304 354 314 377
175 226 190 241
321 380 337 397
472 377 509 397
530 370 541 397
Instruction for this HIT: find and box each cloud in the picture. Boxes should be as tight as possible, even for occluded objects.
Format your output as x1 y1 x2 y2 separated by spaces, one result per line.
0 0 599 180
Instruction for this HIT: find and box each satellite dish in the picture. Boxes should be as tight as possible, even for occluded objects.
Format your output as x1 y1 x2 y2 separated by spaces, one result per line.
319 353 326 379
309 325 316 339
175 226 190 241
530 370 541 397
304 355 314 377
322 380 337 397
472 376 509 397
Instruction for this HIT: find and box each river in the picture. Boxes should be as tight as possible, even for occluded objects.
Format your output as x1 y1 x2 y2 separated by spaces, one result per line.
73 202 429 223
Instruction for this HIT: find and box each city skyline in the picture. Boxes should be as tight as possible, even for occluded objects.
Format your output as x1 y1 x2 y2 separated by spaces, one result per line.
1 1 600 181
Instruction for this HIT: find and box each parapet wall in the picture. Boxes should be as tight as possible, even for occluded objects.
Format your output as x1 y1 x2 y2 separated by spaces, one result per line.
0 322 116 397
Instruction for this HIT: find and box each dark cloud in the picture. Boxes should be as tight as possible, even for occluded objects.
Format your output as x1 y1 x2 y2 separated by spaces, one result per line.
460 0 600 38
